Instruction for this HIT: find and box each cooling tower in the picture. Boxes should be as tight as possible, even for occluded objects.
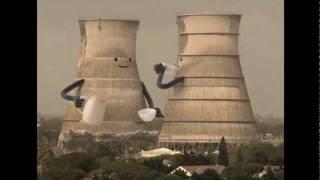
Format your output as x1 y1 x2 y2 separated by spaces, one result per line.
159 14 258 147
58 19 149 148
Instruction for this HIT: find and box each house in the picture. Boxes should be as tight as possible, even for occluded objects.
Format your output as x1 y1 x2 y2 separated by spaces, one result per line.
140 148 182 158
253 165 282 178
37 117 41 127
170 165 225 177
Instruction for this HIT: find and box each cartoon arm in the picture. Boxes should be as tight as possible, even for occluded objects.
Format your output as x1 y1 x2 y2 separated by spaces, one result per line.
141 82 164 118
61 79 85 108
154 63 184 89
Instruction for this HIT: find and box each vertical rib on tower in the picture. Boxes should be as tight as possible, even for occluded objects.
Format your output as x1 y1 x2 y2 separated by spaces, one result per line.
159 14 258 145
58 19 148 148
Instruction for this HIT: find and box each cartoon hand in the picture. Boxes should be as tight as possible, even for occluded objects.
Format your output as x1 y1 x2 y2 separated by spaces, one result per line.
154 63 165 74
153 107 164 118
74 96 85 108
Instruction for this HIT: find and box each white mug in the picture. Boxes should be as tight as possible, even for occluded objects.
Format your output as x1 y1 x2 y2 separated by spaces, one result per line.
161 62 178 77
82 95 106 124
138 108 156 122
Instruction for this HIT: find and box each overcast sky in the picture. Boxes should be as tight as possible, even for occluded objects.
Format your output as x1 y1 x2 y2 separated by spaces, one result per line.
37 0 283 117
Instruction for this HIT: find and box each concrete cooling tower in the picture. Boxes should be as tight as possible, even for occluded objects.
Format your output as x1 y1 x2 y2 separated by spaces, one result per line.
158 14 258 149
58 19 152 149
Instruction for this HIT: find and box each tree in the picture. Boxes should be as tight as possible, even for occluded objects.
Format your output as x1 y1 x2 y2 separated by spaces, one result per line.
218 136 229 166
143 157 162 170
37 117 63 146
42 152 97 180
89 169 107 180
172 169 189 179
161 174 184 180
207 153 216 165
101 160 160 180
239 142 280 165
63 131 96 151
273 170 284 180
192 169 224 180
88 142 121 159
269 143 284 167
262 166 277 180
207 142 216 164
222 163 263 180
37 137 54 172
42 167 86 180
236 147 244 163
166 154 185 168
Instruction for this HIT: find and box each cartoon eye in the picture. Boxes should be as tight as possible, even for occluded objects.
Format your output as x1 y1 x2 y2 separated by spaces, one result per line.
129 58 132 62
114 57 118 61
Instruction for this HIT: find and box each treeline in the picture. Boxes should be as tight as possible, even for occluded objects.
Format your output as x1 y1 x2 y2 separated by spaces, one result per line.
38 141 283 180
255 115 284 137
37 115 63 148
236 142 284 167
37 113 283 180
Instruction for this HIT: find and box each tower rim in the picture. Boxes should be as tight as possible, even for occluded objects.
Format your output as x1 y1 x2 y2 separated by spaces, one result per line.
177 13 242 17
78 18 140 23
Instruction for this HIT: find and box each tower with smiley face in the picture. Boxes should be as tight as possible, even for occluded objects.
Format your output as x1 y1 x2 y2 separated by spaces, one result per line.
58 19 149 148
158 14 258 149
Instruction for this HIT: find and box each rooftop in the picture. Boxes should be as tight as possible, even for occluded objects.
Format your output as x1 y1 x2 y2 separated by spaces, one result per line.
78 18 139 22
177 12 241 17
175 165 226 175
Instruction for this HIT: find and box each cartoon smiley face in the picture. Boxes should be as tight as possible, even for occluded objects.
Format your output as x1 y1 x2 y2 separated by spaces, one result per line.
113 57 134 69
76 56 140 79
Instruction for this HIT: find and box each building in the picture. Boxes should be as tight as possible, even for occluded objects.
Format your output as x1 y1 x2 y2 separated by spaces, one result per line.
58 19 150 149
170 165 225 177
158 13 258 150
253 165 282 178
140 148 182 158
37 117 41 127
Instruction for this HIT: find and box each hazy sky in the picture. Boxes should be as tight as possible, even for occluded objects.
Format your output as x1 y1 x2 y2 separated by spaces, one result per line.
37 0 284 117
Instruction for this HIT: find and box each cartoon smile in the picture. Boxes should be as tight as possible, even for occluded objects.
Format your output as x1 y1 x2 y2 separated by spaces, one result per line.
114 57 133 69
118 65 129 68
